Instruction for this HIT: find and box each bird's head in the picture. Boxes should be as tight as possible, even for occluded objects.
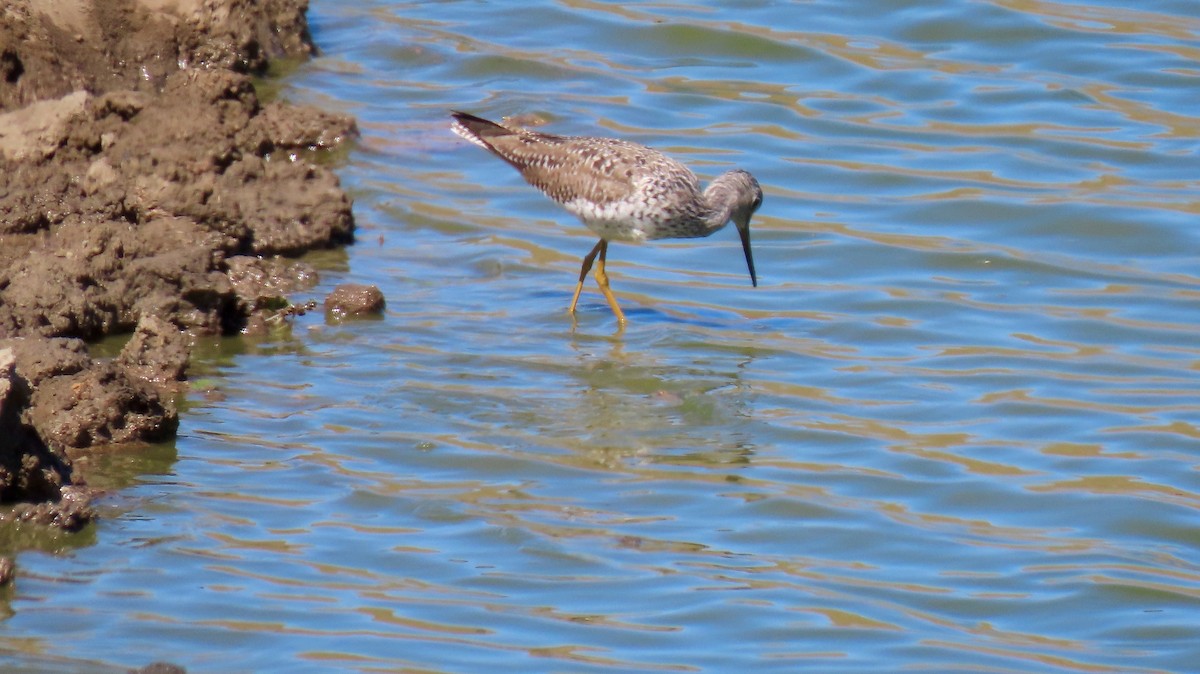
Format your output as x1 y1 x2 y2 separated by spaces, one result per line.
721 169 762 288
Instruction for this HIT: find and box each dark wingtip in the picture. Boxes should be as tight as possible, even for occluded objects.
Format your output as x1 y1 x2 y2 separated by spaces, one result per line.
450 111 510 137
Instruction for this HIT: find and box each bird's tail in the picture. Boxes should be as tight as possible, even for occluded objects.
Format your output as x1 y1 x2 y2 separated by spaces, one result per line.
450 111 512 150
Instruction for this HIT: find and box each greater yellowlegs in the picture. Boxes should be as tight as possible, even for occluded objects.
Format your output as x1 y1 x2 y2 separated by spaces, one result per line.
450 111 762 323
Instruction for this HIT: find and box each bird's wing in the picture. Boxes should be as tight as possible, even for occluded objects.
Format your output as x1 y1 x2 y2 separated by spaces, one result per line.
485 134 692 208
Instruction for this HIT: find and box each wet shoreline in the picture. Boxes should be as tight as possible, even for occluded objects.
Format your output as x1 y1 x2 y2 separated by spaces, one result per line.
0 0 356 562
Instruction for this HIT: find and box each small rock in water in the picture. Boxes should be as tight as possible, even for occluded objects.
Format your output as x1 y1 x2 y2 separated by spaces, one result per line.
324 284 386 319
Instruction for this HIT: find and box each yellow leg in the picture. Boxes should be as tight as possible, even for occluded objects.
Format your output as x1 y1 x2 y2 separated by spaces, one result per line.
567 239 627 323
568 240 604 315
592 240 627 324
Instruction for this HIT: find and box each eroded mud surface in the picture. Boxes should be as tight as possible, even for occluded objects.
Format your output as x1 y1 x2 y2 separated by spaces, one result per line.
0 0 357 538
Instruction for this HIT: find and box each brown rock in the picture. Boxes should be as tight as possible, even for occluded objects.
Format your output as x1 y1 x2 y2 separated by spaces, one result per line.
117 315 191 389
1 338 177 452
30 359 178 450
0 0 315 111
226 255 321 310
1 484 95 531
0 66 356 340
0 0 356 503
0 346 74 505
325 284 386 319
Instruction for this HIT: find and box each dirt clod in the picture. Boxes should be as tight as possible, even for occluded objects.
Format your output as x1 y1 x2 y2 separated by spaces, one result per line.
325 284 386 319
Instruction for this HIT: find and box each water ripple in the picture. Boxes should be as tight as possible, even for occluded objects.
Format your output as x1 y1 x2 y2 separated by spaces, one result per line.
5 0 1200 672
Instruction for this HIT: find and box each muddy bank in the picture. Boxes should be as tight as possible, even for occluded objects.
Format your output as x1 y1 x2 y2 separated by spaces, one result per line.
0 0 357 533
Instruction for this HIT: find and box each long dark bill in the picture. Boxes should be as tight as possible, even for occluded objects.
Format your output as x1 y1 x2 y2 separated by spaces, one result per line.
738 224 758 288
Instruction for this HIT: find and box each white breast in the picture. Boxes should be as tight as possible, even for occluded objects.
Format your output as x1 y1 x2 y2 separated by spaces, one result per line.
563 197 654 243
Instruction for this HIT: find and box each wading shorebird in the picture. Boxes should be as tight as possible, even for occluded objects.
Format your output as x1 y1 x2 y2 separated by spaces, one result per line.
450 111 762 324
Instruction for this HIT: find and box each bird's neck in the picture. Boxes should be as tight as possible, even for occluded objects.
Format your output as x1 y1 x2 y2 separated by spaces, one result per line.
700 176 740 232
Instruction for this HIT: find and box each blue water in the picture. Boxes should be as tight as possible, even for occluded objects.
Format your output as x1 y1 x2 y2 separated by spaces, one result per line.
3 1 1199 672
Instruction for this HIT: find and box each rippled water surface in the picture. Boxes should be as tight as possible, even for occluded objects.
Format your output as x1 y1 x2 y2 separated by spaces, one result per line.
4 1 1200 672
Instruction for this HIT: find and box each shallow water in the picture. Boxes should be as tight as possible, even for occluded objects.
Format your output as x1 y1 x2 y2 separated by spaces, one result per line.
3 0 1200 672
